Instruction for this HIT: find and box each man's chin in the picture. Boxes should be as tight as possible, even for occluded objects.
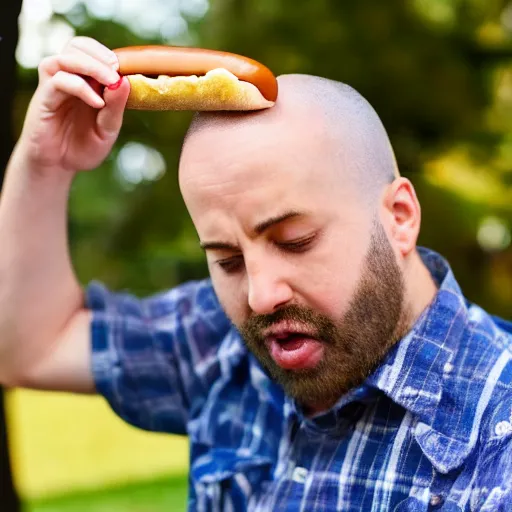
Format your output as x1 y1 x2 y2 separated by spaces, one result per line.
262 361 346 405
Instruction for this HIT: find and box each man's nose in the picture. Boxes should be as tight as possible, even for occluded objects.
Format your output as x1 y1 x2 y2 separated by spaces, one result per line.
246 263 293 315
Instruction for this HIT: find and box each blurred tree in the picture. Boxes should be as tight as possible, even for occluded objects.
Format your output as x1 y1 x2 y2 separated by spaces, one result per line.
0 1 23 510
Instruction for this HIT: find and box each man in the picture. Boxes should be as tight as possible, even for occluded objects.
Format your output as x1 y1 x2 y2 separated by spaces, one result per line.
0 37 511 511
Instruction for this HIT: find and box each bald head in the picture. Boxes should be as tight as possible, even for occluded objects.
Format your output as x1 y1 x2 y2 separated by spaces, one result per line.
181 74 399 206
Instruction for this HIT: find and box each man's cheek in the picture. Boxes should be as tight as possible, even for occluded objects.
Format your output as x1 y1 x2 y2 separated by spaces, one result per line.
316 294 348 322
216 289 246 326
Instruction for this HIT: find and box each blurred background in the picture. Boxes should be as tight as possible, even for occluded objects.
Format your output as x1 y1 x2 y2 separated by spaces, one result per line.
1 0 512 510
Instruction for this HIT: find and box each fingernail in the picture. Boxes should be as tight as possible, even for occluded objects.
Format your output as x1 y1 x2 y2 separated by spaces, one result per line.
107 77 123 90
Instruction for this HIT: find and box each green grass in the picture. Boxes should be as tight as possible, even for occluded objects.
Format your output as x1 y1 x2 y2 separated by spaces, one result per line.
24 474 189 512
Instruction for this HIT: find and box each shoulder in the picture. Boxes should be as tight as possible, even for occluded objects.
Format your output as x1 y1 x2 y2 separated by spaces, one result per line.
457 303 512 381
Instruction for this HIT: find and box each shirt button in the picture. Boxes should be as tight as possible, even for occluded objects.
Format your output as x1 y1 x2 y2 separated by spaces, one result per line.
429 494 444 507
291 467 308 484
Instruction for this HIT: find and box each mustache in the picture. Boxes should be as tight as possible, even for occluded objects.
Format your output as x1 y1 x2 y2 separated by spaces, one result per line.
242 304 315 329
239 304 335 342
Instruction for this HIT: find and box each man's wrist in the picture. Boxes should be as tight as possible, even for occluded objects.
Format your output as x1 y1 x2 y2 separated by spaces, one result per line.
5 144 77 190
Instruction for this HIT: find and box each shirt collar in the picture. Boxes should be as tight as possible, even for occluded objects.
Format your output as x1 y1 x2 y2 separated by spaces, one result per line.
290 247 480 474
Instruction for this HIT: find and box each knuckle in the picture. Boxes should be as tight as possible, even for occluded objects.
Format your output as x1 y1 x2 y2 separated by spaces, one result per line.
38 56 56 73
53 53 71 71
51 70 66 86
67 35 86 47
37 56 59 81
52 55 71 76
67 36 94 51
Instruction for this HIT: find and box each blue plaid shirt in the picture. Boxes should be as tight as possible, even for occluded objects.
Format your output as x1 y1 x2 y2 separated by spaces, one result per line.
87 248 512 511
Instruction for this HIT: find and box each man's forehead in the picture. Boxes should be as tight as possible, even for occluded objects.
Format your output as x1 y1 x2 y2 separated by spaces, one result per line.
179 121 355 226
180 110 330 180
179 133 334 206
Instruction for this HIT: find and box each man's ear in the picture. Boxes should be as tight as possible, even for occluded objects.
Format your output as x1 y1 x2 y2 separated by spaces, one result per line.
381 177 421 258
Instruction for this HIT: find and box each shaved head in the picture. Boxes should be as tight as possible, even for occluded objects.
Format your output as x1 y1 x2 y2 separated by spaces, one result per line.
181 74 399 206
177 74 421 412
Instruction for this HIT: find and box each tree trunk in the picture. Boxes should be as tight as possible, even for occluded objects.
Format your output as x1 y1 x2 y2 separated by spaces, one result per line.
0 1 24 511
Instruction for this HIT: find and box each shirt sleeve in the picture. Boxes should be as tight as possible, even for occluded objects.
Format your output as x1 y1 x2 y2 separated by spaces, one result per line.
85 278 233 435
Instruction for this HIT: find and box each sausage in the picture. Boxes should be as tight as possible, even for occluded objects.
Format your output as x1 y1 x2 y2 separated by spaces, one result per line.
113 46 278 103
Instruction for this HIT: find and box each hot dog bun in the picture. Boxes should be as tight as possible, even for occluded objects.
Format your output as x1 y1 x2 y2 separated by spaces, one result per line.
113 46 278 111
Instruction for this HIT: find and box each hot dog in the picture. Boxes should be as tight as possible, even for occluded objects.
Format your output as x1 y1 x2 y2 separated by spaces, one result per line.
113 46 278 111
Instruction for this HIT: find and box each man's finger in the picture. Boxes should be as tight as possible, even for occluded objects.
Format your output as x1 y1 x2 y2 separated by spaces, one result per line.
38 52 119 88
42 71 105 112
65 36 119 70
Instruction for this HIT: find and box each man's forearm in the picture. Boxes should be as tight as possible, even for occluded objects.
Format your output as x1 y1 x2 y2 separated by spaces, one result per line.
0 146 83 385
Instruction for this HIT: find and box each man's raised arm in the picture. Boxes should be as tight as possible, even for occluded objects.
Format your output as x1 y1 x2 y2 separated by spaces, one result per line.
0 37 130 393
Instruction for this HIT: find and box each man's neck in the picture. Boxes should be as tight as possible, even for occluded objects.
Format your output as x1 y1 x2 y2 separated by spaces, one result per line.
405 249 439 324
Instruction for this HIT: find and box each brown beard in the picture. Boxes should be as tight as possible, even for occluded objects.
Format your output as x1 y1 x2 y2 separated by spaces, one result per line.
237 221 411 412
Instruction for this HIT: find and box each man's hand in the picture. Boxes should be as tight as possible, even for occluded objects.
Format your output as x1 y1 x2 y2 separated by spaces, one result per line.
18 36 130 174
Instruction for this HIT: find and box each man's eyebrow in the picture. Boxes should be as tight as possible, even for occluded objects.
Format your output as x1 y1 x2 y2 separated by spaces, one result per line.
200 210 304 251
254 210 303 234
200 241 239 252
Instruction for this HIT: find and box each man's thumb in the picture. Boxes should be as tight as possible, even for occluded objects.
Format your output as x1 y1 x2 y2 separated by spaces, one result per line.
97 77 130 139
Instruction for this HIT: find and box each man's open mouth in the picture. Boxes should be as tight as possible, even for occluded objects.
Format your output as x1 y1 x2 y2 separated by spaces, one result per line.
264 323 324 370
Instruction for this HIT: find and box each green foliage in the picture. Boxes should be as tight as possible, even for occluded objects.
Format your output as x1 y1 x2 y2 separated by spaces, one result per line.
14 0 512 316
